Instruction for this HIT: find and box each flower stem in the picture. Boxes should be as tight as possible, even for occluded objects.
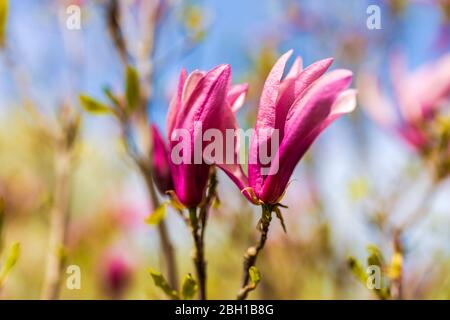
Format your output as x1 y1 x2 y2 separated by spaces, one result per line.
41 142 72 300
237 204 273 300
189 207 207 300
188 170 217 300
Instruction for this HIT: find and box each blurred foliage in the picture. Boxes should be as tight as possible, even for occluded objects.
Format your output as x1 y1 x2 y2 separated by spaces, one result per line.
0 0 448 300
0 0 8 47
181 273 198 300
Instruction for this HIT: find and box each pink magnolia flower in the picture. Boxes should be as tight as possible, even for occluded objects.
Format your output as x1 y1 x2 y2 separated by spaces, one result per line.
217 50 356 205
166 65 248 208
151 124 174 194
360 53 450 152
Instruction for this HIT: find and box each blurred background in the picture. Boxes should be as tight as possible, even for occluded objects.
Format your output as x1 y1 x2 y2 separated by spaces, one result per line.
0 0 449 299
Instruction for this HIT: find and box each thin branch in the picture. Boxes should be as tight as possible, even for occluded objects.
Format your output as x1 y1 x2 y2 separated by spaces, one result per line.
105 0 179 290
237 204 272 300
188 169 217 300
40 138 73 300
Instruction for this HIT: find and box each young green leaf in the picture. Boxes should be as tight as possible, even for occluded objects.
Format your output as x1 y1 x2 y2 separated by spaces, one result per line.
0 241 20 288
148 268 179 299
181 273 198 300
249 266 261 286
347 256 367 284
0 0 8 47
125 66 140 112
144 203 167 225
366 244 384 268
387 252 403 280
79 95 111 114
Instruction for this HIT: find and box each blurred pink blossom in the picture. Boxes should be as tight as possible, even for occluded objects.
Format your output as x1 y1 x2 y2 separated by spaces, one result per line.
360 53 450 152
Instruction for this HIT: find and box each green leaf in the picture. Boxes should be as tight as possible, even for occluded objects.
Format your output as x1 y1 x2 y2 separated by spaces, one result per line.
79 94 111 114
148 268 179 299
125 66 140 112
249 266 261 286
181 273 198 300
347 256 367 284
0 0 8 47
145 203 167 225
0 241 20 288
366 244 384 268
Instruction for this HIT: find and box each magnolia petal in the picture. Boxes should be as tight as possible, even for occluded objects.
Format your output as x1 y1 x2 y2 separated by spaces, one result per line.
167 65 231 208
326 89 357 123
259 69 353 203
390 53 423 123
248 50 293 195
286 56 303 80
358 72 398 128
288 58 334 115
256 49 293 131
284 69 353 136
151 125 174 194
169 162 210 208
275 58 333 139
216 163 252 201
167 69 187 136
182 70 205 105
228 83 249 113
414 53 450 115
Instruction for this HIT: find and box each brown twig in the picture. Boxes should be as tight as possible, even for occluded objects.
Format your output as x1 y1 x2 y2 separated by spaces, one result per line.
137 156 178 290
390 230 403 300
105 0 179 290
41 107 80 300
189 207 206 299
188 169 217 300
237 204 273 300
40 137 73 300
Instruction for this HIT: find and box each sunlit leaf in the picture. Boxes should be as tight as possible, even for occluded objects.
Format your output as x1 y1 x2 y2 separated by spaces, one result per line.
212 196 221 209
148 268 179 299
145 203 167 225
0 241 20 288
181 273 198 300
0 0 8 47
249 266 261 286
79 94 111 114
347 256 367 283
366 244 384 267
125 66 140 112
387 252 403 280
